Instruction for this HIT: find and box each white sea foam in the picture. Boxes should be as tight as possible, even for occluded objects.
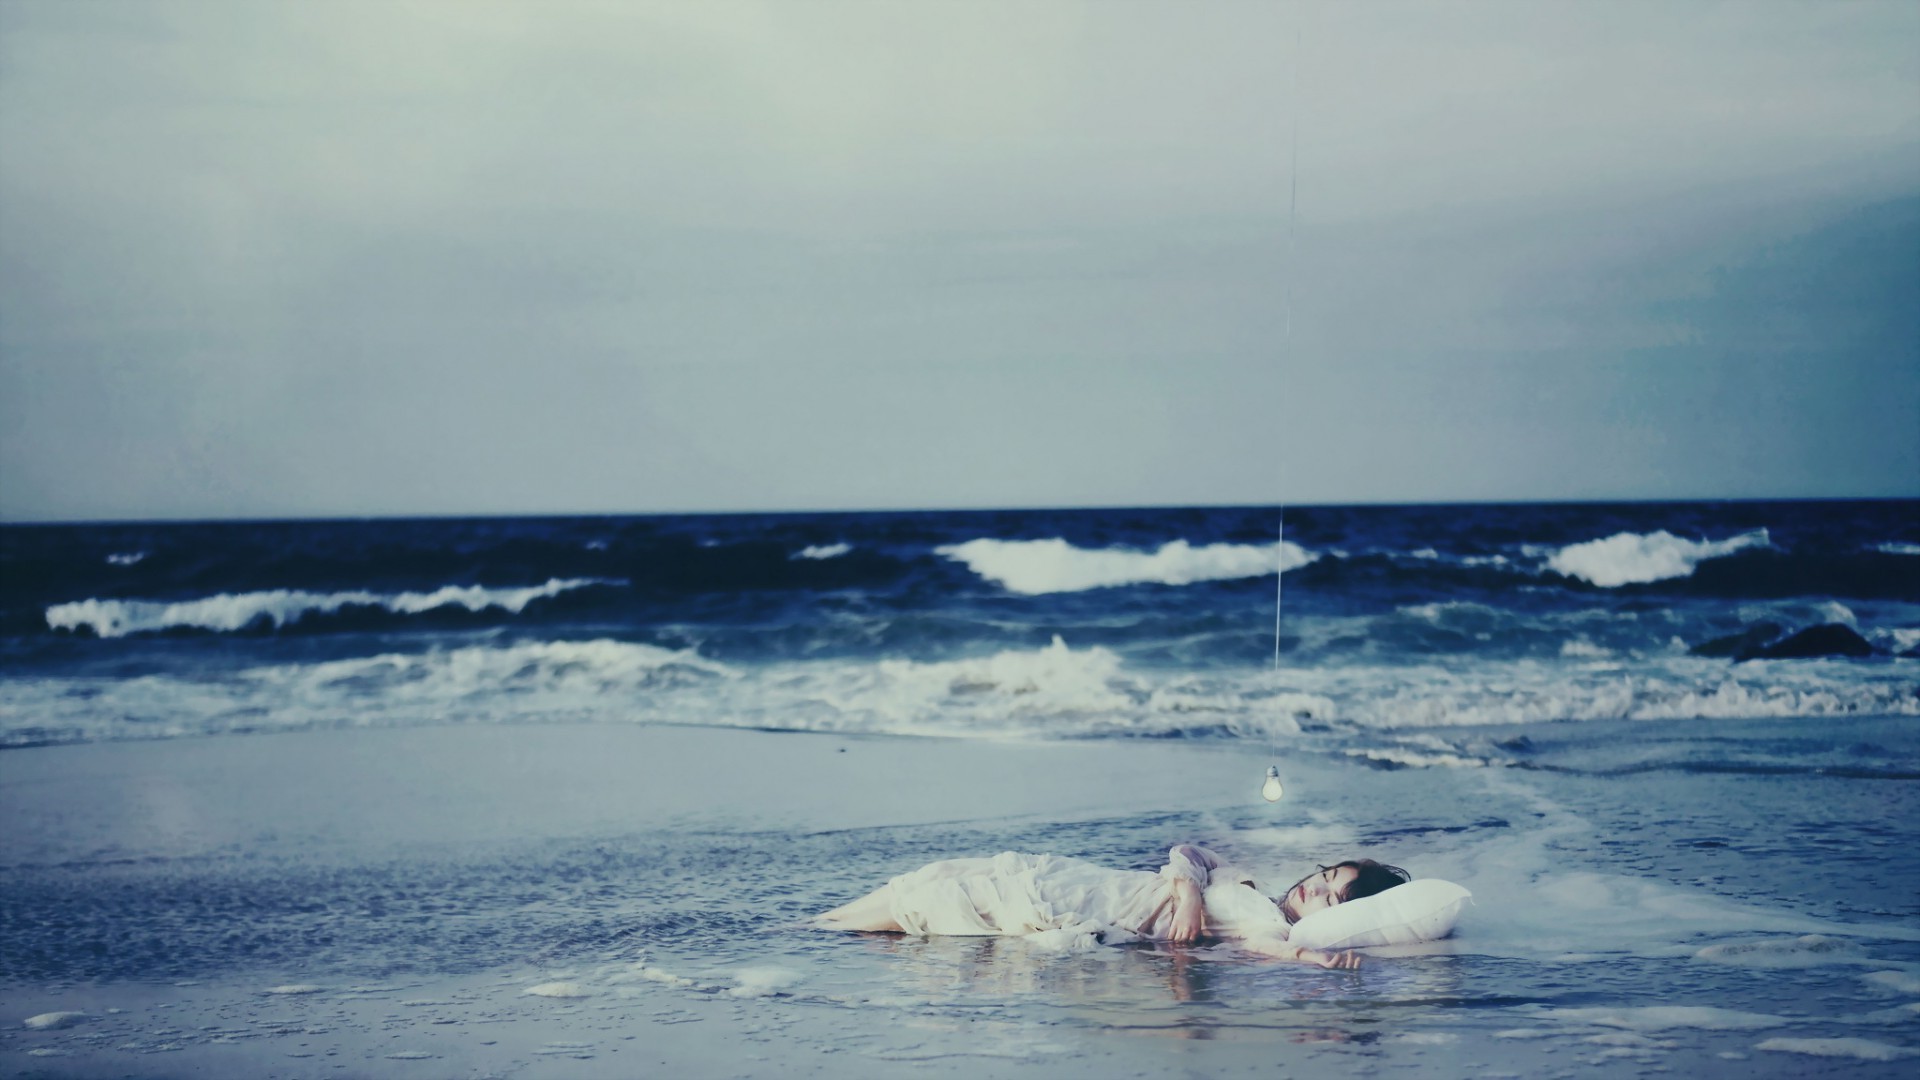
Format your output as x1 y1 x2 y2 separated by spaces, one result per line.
845 636 1136 735
1876 542 1920 556
631 965 697 988
1873 627 1920 654
1694 935 1866 969
1584 1032 1675 1049
936 537 1315 595
524 981 593 998
1545 1006 1786 1032
1756 1037 1917 1061
23 1011 87 1029
276 640 732 720
8 637 1919 748
1342 747 1490 769
724 966 801 998
1400 601 1496 623
793 543 852 560
1863 969 1920 995
1547 529 1770 587
105 552 146 567
46 578 621 637
1558 638 1610 659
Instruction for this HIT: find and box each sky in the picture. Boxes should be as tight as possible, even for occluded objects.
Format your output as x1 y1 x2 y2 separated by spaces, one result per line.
1 0 1916 522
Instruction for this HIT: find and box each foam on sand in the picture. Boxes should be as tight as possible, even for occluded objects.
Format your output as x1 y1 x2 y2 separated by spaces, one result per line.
1755 1037 1918 1061
937 537 1315 595
523 981 593 998
1693 935 1868 969
724 966 802 998
1546 529 1769 587
1544 1006 1787 1031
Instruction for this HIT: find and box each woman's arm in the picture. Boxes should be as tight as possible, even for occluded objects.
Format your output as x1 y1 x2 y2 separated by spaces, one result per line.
1166 879 1205 943
1241 936 1363 969
1167 844 1222 876
1145 846 1219 942
1159 844 1222 892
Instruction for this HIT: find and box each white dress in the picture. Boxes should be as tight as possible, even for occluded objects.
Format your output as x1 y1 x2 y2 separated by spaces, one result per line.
884 846 1291 943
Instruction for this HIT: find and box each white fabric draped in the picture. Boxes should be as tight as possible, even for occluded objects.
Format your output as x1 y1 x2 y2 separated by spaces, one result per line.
884 847 1291 942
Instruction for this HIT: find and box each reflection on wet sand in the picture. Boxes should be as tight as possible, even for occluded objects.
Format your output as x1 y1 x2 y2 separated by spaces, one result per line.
838 930 1470 1044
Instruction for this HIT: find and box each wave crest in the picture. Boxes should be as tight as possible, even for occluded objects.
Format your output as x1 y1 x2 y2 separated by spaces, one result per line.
1547 529 1770 587
936 538 1316 595
45 579 620 638
6 638 1917 749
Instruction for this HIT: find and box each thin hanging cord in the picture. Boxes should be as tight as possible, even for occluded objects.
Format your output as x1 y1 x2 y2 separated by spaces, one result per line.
1271 512 1284 765
1272 22 1303 766
1286 22 1301 337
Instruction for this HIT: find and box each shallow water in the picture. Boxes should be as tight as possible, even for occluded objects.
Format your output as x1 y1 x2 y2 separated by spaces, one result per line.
4 717 1916 1076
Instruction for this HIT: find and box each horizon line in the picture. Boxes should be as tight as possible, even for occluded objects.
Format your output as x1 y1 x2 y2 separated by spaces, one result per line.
4 491 1917 529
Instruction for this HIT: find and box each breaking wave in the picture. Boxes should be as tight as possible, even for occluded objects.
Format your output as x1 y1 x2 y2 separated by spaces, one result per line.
6 635 1915 749
937 538 1316 595
45 579 621 638
1546 529 1771 587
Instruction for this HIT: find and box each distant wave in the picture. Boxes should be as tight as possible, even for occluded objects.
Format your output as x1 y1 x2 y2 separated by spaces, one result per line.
1877 542 1920 556
937 538 1317 595
792 543 851 560
1547 529 1771 587
45 579 621 638
10 633 1916 749
105 552 146 567
292 638 730 698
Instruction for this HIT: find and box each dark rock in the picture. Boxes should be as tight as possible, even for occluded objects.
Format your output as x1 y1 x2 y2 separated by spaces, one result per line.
1690 622 1784 658
1737 623 1875 661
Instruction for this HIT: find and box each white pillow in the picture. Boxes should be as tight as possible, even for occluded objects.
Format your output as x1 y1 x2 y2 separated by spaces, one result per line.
1287 878 1472 950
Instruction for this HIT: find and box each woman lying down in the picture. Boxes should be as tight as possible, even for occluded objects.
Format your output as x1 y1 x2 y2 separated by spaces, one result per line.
818 845 1469 969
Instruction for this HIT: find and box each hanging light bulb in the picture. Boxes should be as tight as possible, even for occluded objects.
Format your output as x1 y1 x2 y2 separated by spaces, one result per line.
1261 764 1284 802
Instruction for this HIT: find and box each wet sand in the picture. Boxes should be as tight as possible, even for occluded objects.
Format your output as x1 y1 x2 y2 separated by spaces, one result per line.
5 722 1917 1078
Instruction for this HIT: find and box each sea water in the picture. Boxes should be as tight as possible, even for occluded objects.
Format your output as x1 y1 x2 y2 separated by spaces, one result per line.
2 500 1917 1075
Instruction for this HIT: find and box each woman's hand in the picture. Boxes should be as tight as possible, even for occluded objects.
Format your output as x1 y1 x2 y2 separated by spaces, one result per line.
1241 938 1362 968
1168 880 1205 943
1297 947 1362 970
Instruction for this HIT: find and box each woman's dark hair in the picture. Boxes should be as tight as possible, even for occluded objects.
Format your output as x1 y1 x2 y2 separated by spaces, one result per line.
1279 858 1412 924
1334 859 1411 902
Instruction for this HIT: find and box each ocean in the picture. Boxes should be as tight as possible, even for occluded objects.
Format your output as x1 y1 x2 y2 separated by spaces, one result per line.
6 500 1918 747
3 500 1918 1076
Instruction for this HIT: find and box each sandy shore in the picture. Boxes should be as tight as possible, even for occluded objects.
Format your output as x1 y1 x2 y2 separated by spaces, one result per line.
0 721 1259 856
5 722 1915 1078
0 724 1283 1079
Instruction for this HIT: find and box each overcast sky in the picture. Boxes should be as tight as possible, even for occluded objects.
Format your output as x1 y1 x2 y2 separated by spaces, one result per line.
2 0 1916 522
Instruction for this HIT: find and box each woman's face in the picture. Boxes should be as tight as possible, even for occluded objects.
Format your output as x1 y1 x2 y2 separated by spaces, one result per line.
1280 864 1359 923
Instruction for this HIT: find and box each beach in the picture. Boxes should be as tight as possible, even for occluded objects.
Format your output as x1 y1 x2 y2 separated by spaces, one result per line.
3 503 1917 1076
6 719 1919 1078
